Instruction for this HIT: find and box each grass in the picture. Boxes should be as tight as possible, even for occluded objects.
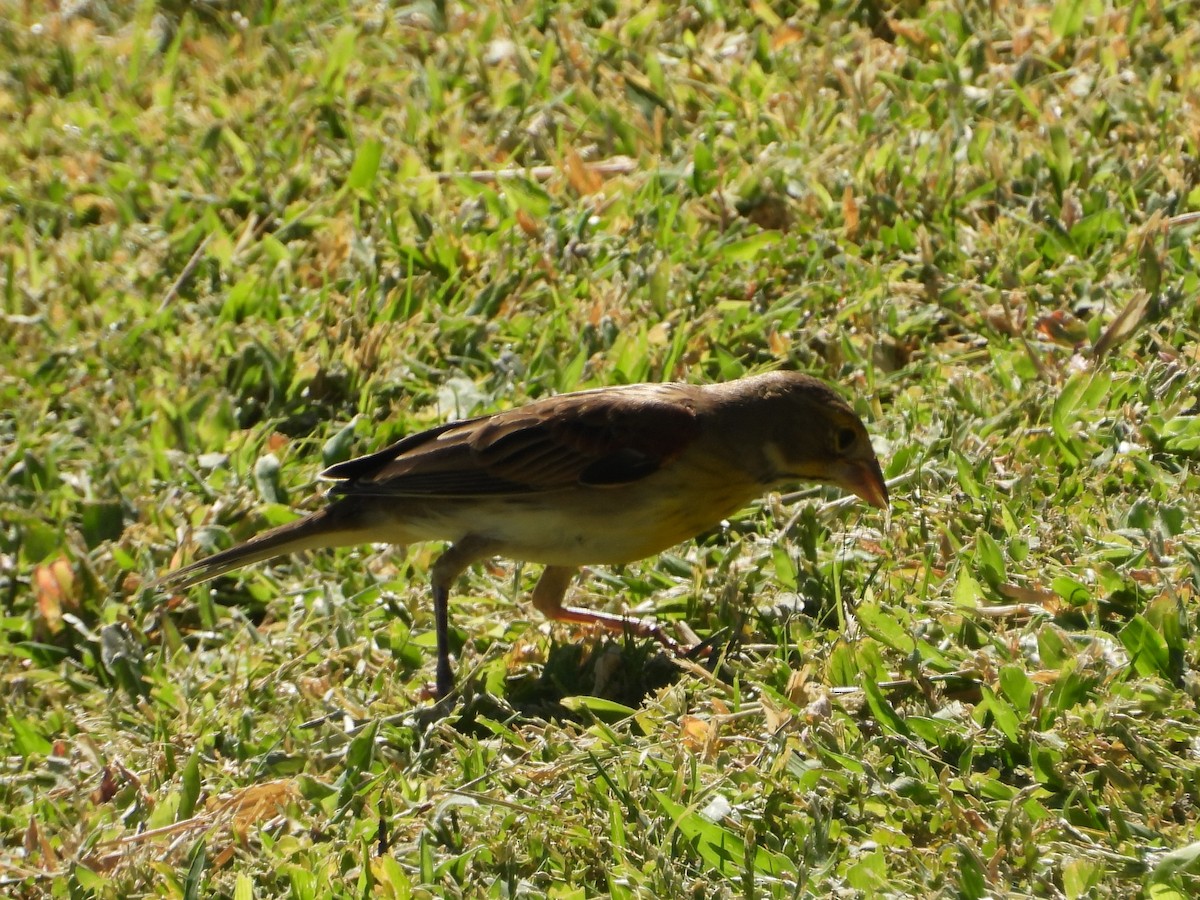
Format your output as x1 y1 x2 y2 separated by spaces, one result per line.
3 0 1200 896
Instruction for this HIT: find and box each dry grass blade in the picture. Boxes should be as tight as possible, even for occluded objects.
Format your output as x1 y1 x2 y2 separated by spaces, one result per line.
1092 289 1153 361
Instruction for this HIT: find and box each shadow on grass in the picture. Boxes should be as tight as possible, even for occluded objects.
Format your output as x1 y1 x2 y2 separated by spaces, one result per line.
442 634 740 735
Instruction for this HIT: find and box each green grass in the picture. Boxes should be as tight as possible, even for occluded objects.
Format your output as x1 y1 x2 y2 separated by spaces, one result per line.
4 0 1200 896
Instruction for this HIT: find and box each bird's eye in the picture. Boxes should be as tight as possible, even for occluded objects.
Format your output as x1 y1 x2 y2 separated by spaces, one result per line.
834 427 857 453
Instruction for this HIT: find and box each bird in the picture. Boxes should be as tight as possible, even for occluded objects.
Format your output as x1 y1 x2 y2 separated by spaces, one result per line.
155 371 888 698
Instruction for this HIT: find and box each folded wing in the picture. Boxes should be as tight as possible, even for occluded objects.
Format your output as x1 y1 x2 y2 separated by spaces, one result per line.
321 383 703 498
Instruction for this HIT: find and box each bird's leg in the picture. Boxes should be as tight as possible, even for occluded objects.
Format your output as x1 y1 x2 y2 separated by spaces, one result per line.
430 583 454 698
429 536 499 698
531 565 681 652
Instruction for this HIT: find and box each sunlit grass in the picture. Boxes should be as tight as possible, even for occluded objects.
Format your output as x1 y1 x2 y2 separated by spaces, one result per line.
3 1 1200 896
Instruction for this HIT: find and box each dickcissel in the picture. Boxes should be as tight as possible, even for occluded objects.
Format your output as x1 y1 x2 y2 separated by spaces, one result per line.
157 371 888 696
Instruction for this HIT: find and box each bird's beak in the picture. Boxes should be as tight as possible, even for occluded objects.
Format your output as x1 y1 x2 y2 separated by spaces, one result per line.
837 457 889 510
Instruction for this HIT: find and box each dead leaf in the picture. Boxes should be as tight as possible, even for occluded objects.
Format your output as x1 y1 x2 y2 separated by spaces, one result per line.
761 694 792 733
997 582 1064 611
962 806 990 833
34 558 78 636
515 208 541 237
1012 28 1033 56
564 149 603 196
770 24 804 51
680 715 710 751
1035 310 1088 347
784 667 810 705
23 817 39 858
987 844 1008 882
885 17 928 45
1092 290 1152 360
842 186 859 239
93 766 120 804
210 779 297 838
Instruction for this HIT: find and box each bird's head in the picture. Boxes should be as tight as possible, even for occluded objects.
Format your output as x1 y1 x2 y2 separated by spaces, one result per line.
727 371 890 510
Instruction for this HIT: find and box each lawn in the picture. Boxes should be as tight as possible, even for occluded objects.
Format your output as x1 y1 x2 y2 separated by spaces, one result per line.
3 0 1200 896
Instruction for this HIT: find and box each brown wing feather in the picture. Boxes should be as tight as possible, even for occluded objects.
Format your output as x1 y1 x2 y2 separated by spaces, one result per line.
323 383 703 498
320 418 470 482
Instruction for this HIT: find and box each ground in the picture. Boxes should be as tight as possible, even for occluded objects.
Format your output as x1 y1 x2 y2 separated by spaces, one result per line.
2 1 1200 897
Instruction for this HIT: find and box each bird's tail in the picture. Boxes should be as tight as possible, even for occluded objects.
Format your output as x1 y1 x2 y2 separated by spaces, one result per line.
152 505 367 592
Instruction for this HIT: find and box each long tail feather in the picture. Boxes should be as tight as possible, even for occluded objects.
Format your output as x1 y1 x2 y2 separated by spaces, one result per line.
153 507 361 592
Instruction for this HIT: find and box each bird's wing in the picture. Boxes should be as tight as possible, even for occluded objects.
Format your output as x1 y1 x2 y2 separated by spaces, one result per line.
322 383 704 497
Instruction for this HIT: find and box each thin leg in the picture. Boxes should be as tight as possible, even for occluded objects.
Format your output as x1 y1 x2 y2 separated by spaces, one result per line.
531 565 681 652
431 584 454 698
429 536 499 698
